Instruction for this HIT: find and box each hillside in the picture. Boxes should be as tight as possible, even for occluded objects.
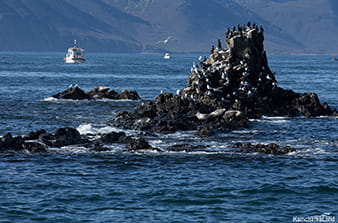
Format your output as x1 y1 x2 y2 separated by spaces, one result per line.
0 0 337 53
0 0 145 52
234 0 338 54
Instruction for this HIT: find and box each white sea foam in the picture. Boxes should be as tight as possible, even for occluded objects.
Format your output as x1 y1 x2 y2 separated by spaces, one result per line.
262 116 287 119
47 145 90 154
250 116 290 123
232 130 259 134
77 123 134 135
91 98 141 102
287 147 329 157
47 143 126 154
42 97 91 103
161 131 197 139
43 97 58 102
77 124 96 135
43 97 140 103
148 139 164 148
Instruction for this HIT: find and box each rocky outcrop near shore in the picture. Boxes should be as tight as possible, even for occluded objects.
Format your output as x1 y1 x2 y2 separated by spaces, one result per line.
0 128 159 153
0 129 294 155
52 86 141 100
110 24 335 137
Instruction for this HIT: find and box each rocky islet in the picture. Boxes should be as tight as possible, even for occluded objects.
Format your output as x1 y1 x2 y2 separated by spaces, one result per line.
111 24 335 136
52 85 141 100
1 24 336 155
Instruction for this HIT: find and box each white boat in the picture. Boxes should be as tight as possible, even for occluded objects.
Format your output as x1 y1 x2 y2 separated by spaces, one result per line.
64 40 86 64
163 53 172 59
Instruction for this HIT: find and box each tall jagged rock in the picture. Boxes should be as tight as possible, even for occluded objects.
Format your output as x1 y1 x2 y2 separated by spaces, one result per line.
181 25 334 117
111 24 335 136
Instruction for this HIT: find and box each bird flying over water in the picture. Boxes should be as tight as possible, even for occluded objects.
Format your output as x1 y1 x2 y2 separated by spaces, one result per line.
156 36 172 44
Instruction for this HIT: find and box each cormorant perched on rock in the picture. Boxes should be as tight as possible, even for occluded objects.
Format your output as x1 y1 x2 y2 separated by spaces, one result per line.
217 39 222 49
237 24 242 32
247 21 251 28
210 45 215 54
232 26 236 32
253 23 257 29
226 28 231 37
260 25 264 33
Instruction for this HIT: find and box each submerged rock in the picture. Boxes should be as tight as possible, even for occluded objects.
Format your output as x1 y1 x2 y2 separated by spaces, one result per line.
231 142 294 155
0 127 162 154
52 86 141 100
0 128 295 155
0 132 47 153
126 138 159 151
98 131 133 144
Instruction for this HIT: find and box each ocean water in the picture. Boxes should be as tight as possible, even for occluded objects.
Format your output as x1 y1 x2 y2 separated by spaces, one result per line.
0 52 337 222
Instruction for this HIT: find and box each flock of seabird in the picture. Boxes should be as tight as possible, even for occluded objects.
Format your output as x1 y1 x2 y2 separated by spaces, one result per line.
179 23 277 103
226 21 264 39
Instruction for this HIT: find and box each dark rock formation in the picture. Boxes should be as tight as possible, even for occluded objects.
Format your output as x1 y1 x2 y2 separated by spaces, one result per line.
52 86 141 100
112 92 247 135
0 132 47 153
98 131 133 144
231 142 294 155
2 24 332 155
181 25 335 118
87 86 140 100
89 142 110 152
23 129 47 140
87 86 119 99
118 89 141 100
0 128 295 155
111 24 336 136
126 138 159 151
0 128 159 153
1 133 25 151
52 86 92 100
22 141 47 153
39 127 83 147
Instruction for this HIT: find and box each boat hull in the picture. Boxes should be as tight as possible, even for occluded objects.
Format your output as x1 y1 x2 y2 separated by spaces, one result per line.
163 53 171 59
65 58 86 64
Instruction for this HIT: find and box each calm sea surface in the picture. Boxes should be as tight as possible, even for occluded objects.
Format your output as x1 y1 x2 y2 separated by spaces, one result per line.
0 52 337 222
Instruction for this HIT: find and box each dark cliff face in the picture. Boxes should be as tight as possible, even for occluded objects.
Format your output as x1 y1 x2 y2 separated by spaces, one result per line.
0 0 338 53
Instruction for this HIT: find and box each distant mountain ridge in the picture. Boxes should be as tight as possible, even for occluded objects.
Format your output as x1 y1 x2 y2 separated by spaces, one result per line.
0 0 337 54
